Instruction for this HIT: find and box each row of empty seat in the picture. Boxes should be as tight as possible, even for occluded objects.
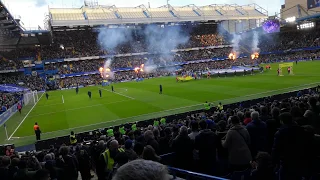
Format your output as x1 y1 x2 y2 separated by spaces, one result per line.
50 6 266 21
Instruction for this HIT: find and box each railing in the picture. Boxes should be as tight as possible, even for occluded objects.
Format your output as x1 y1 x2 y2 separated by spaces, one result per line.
160 153 228 180
169 167 228 180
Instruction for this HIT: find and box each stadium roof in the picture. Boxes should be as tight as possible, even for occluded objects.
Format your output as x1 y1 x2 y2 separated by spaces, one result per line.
49 3 268 28
0 1 24 38
0 2 51 49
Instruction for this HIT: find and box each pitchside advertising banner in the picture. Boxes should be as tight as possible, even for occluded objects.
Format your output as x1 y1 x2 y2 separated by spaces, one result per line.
308 0 320 9
0 103 18 127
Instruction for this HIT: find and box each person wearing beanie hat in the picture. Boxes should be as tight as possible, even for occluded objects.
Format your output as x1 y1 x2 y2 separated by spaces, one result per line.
124 139 138 160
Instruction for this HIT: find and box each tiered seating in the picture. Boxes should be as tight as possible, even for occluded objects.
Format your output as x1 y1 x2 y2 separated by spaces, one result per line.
85 8 117 20
201 6 222 16
225 7 242 16
243 6 265 16
50 9 85 21
175 7 198 17
118 8 146 19
149 8 174 18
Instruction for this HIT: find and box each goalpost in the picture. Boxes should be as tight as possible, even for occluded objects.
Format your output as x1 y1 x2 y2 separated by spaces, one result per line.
24 91 42 106
278 62 294 76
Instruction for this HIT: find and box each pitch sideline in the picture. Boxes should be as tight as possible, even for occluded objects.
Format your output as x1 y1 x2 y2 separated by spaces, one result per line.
8 92 45 140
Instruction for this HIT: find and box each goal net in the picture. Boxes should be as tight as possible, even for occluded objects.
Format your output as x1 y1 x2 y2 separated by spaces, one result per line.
23 91 43 106
278 62 294 76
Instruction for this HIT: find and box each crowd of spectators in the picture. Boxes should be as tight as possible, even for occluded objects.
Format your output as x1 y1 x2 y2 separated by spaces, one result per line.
1 86 319 180
0 27 319 72
0 92 21 114
0 73 46 91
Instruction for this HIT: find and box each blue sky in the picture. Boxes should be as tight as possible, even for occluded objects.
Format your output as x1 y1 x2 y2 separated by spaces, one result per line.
3 0 284 29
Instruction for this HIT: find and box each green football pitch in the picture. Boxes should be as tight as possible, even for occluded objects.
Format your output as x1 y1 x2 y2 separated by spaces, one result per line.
1 61 320 147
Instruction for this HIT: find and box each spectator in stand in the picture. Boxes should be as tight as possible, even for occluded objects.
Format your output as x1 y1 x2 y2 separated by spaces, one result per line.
144 130 159 154
266 107 281 153
13 160 36 180
8 158 19 180
222 116 252 172
112 159 169 180
308 96 320 133
34 169 51 180
195 120 220 175
0 156 10 180
124 139 138 161
260 106 271 122
250 152 274 180
142 145 161 162
188 121 199 140
158 127 172 155
172 126 194 170
56 146 79 180
246 111 267 158
97 140 123 180
243 111 252 125
75 146 92 180
272 112 314 180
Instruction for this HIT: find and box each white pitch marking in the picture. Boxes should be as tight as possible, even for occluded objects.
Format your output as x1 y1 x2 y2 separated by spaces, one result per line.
8 92 45 140
27 100 131 118
100 87 135 100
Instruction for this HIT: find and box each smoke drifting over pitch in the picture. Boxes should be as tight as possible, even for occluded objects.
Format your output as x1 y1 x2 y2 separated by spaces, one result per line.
143 25 189 73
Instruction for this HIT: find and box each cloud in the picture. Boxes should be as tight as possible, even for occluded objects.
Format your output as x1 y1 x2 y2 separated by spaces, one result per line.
35 0 47 7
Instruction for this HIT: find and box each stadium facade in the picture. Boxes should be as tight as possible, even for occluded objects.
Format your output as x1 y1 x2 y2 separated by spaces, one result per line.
281 0 320 20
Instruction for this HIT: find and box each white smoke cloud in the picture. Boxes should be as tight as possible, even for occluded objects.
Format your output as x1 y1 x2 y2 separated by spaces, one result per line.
97 27 133 51
143 25 189 72
231 34 242 56
251 31 260 53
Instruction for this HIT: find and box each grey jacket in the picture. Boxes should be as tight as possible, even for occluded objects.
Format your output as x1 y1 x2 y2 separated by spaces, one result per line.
222 125 252 165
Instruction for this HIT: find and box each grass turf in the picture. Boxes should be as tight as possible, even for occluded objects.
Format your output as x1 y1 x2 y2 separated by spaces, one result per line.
1 61 320 147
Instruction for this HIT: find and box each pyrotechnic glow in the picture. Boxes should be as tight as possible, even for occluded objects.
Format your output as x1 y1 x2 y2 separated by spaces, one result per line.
134 67 140 73
251 52 259 60
99 67 112 79
228 53 236 60
134 64 145 73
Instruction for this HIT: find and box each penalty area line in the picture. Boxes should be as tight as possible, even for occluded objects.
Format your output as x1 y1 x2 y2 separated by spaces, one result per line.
8 92 45 140
99 87 135 100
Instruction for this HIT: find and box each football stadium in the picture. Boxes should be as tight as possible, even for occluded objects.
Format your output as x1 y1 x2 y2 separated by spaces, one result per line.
0 0 320 179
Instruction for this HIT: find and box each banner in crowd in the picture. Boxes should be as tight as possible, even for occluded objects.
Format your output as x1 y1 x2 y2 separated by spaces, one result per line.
0 69 20 74
0 102 18 127
0 84 28 92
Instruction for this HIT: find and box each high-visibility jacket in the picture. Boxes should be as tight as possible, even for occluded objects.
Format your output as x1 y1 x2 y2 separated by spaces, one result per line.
70 135 77 144
33 125 39 131
102 148 124 170
107 129 114 137
217 104 223 111
131 124 137 131
153 120 159 126
119 126 125 135
160 118 166 125
204 103 210 110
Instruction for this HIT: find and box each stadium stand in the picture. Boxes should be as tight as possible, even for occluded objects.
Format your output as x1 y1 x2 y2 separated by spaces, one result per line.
85 8 118 20
50 9 85 21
